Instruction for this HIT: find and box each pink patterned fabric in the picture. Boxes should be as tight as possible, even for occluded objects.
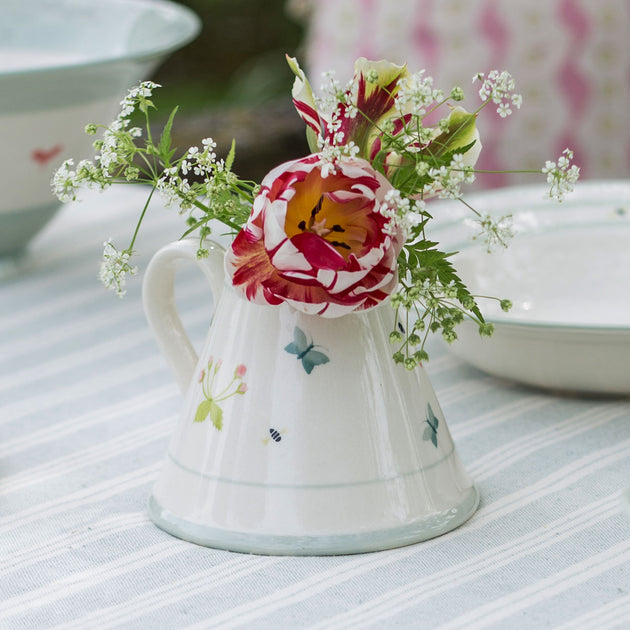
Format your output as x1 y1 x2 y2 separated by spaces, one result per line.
292 0 630 186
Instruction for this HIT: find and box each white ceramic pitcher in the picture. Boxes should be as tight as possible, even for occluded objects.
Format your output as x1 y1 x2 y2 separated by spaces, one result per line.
142 238 479 555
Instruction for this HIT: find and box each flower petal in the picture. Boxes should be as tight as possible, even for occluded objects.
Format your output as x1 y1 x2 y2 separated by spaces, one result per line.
290 231 347 271
287 55 321 148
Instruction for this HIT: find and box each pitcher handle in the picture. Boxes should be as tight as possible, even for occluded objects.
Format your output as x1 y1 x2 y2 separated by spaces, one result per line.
142 239 226 394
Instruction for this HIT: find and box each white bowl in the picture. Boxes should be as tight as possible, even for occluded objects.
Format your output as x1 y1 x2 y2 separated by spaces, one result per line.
0 0 200 258
428 180 630 395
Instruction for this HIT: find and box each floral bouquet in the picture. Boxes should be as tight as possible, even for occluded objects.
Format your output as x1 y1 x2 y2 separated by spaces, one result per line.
53 56 579 370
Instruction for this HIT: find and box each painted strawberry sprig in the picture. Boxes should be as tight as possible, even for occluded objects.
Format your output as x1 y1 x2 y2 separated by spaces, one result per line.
195 359 247 430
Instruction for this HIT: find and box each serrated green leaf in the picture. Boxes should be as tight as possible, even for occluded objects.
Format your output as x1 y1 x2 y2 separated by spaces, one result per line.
158 106 179 158
209 401 223 431
194 399 213 423
398 240 486 324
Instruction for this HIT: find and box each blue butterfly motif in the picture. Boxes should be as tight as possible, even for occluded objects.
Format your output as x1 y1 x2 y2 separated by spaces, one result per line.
423 403 439 448
284 326 330 374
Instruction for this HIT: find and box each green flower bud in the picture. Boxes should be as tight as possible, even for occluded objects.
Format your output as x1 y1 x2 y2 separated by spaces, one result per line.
444 285 458 299
442 329 457 344
414 349 429 363
404 358 417 371
415 161 430 177
479 322 495 337
408 286 421 300
500 299 513 312
84 123 98 135
125 166 140 181
382 119 395 134
389 330 403 343
393 351 405 364
450 86 465 101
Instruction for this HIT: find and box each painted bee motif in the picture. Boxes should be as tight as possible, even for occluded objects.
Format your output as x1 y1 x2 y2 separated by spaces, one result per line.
263 428 286 445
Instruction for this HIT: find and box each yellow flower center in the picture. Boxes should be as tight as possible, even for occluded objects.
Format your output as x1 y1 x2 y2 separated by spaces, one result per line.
284 168 377 260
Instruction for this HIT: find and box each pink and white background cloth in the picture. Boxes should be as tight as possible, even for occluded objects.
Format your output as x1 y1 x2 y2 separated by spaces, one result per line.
290 0 630 187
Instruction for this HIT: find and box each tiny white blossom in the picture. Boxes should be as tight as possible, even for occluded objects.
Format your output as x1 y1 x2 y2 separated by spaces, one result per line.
51 159 80 202
395 71 444 114
99 240 137 297
474 70 522 117
425 154 475 199
497 103 512 118
118 81 161 120
472 214 515 252
542 148 580 201
379 189 426 237
316 132 359 175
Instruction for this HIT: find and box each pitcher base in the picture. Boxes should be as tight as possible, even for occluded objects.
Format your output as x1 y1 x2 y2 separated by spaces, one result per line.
147 486 479 556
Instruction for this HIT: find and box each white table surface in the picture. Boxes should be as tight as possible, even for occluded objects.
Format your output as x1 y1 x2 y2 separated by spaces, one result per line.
2 187 630 629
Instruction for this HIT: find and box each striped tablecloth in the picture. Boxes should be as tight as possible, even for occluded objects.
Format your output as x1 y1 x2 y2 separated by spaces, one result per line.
2 187 630 629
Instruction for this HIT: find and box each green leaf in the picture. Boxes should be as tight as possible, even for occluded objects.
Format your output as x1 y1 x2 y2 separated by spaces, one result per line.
225 139 236 171
157 106 179 158
425 109 478 162
398 241 487 325
209 401 223 431
306 126 320 154
194 399 213 423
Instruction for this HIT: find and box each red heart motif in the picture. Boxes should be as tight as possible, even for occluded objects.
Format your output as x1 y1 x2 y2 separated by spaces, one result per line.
31 144 64 166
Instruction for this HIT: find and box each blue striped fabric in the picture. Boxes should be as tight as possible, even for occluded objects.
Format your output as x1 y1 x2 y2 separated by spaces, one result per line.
2 188 630 629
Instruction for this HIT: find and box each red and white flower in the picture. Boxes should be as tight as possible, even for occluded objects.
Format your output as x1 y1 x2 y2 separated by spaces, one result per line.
287 55 411 159
287 56 482 196
225 154 403 317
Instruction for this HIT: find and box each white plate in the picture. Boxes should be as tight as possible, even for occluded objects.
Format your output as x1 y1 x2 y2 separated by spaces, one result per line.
427 180 630 395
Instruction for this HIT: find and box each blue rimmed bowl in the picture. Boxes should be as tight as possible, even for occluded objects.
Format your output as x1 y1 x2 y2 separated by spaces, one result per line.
427 180 630 396
0 0 200 260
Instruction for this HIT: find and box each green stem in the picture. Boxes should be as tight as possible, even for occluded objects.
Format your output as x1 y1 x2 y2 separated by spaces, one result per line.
145 108 154 147
422 95 454 119
469 168 541 175
179 198 244 236
213 376 238 401
455 195 481 218
128 186 156 251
